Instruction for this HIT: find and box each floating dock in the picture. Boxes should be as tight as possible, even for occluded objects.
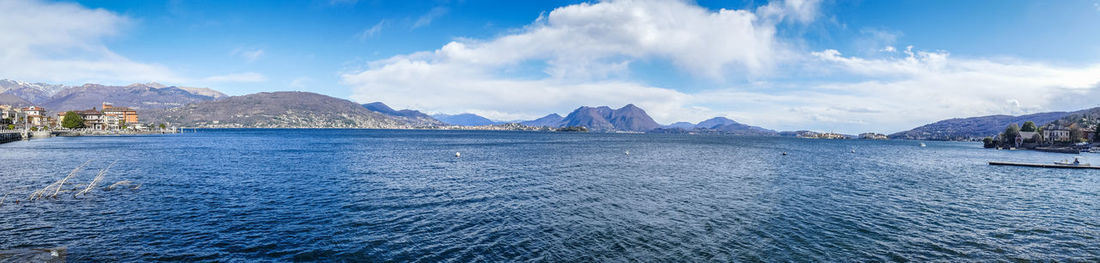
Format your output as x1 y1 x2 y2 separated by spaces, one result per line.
988 161 1100 169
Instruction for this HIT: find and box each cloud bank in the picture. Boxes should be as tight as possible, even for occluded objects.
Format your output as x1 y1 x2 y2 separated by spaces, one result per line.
344 0 807 121
0 0 181 84
343 0 1100 133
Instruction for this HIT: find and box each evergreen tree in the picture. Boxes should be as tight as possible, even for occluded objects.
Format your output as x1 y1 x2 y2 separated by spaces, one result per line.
1020 121 1037 132
62 111 85 129
1002 123 1020 143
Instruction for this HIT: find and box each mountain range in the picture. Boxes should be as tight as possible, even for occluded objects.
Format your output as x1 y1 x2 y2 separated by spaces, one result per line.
888 109 1092 140
0 79 226 112
143 92 403 128
431 113 503 126
652 117 777 136
2 79 779 133
362 102 444 126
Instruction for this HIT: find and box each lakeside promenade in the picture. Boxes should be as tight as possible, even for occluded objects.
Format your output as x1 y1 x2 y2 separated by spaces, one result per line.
0 129 181 145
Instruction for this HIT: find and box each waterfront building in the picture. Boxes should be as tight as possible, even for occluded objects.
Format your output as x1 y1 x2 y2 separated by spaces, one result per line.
1043 129 1071 142
0 105 19 120
101 102 139 125
22 106 47 126
58 108 106 130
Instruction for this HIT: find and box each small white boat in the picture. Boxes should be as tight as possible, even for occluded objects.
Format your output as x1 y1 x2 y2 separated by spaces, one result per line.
919 143 926 147
1054 157 1089 166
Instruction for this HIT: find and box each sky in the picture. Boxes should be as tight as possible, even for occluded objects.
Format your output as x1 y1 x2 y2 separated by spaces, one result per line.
2 0 1100 134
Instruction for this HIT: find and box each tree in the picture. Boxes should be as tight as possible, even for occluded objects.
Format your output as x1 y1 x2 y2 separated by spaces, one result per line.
1094 125 1100 143
983 137 995 148
62 111 85 129
159 123 166 130
29 126 38 131
1003 123 1020 143
1070 124 1084 142
1021 121 1037 132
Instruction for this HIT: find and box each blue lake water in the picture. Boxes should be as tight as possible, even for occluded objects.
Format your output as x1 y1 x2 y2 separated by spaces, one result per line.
1 129 1099 261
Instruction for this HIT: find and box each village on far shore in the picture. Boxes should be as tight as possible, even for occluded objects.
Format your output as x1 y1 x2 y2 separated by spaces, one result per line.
983 121 1100 154
1 102 177 142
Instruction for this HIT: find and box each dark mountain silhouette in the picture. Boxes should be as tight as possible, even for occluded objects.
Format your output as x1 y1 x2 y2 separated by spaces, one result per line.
143 91 403 128
559 104 660 132
362 102 443 126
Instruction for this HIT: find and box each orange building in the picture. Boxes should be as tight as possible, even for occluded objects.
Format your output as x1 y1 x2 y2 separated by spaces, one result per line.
101 102 138 125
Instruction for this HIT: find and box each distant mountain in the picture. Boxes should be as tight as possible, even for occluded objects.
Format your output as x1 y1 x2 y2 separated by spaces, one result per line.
432 113 502 126
663 122 695 129
0 79 67 104
143 91 403 128
693 117 777 136
0 80 227 113
1044 107 1100 128
362 102 444 126
0 93 32 107
44 83 225 112
652 117 776 135
520 113 564 127
889 110 1083 140
559 104 660 132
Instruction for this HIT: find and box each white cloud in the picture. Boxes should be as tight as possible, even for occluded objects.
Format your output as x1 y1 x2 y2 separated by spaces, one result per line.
708 48 1100 133
232 48 264 62
412 7 448 29
356 20 385 41
0 0 181 84
343 0 1100 134
344 0 817 121
203 72 267 83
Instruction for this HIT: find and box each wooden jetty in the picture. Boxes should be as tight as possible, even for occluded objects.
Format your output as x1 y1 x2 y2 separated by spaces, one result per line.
988 161 1100 169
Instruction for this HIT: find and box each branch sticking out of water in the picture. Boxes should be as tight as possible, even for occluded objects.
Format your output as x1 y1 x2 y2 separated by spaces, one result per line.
50 160 92 198
28 160 91 201
76 160 117 197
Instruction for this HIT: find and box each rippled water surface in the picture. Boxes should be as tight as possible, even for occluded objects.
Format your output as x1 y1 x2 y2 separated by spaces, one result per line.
1 129 1099 261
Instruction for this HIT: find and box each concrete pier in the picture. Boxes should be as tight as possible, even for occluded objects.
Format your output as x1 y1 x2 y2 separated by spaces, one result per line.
0 131 23 144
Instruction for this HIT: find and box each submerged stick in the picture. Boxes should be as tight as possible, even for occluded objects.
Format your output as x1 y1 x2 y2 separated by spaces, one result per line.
77 160 117 197
27 160 91 201
50 160 92 198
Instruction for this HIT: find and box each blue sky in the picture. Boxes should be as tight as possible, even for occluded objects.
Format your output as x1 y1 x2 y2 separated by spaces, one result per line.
3 0 1100 133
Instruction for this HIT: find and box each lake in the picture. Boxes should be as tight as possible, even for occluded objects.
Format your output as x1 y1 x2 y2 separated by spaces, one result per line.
1 129 1098 261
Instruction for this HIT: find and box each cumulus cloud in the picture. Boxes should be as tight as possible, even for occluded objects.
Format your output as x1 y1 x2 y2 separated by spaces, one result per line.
342 0 1100 133
344 0 815 121
0 0 181 84
203 72 268 83
711 48 1100 133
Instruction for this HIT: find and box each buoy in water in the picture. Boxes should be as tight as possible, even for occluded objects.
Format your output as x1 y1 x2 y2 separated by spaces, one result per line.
455 152 461 158
625 150 630 155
